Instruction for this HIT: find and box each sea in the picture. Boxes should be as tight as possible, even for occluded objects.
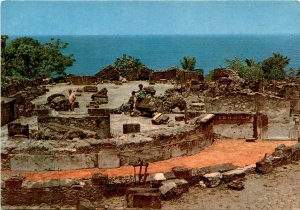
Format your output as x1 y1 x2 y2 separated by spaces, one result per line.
9 34 300 76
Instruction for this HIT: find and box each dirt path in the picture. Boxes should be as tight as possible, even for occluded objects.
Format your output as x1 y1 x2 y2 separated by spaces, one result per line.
1 140 296 182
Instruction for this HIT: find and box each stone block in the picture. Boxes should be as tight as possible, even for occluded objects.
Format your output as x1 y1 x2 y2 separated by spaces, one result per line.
159 179 189 200
123 123 140 134
98 148 120 169
246 137 256 142
10 154 97 171
256 159 273 174
132 193 161 209
76 198 92 210
84 85 98 92
92 173 108 185
172 166 190 179
8 123 29 138
126 188 161 209
175 115 185 121
203 172 223 188
88 108 111 116
152 114 169 125
4 175 24 189
226 179 245 191
222 168 246 183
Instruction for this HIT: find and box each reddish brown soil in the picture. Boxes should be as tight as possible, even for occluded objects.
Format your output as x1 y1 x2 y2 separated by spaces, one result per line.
1 140 296 182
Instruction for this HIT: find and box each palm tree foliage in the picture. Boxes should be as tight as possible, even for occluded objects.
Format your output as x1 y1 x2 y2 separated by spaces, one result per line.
180 56 196 71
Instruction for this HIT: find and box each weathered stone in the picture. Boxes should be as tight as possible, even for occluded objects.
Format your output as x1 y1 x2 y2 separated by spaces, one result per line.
175 115 185 121
10 154 97 171
46 93 65 102
76 198 92 210
126 188 161 209
84 85 98 93
98 147 120 169
222 168 246 183
4 175 24 189
8 123 29 138
146 173 166 183
123 123 140 134
159 179 189 200
172 166 190 179
226 179 245 191
203 172 223 188
144 86 156 96
152 114 169 125
92 173 108 185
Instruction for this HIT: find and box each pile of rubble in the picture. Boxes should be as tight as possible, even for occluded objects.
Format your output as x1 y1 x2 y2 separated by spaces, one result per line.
45 93 79 111
91 88 108 105
204 68 245 97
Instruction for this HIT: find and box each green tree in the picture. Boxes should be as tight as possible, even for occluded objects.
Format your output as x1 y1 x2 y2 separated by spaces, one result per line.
180 56 196 71
1 36 75 79
260 53 289 80
227 58 263 81
114 54 144 78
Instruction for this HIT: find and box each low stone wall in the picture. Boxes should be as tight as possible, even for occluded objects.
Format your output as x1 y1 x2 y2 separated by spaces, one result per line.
118 120 214 165
206 92 293 139
38 115 111 139
2 142 299 207
150 69 203 83
67 75 98 85
213 113 254 139
2 115 214 171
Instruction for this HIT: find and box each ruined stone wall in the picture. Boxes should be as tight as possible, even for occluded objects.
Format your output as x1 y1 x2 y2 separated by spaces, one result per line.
213 113 254 139
2 119 214 171
67 75 98 85
150 70 203 83
38 116 111 139
118 121 214 165
1 98 18 126
282 84 300 115
206 93 293 139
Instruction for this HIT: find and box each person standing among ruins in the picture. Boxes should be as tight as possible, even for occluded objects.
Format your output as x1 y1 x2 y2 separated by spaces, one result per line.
136 84 146 106
128 91 136 113
68 89 76 111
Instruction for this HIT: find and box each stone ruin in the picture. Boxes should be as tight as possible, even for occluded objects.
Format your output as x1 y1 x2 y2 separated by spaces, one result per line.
1 68 300 208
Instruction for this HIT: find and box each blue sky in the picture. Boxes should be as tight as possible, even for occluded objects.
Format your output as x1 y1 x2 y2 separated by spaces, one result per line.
2 1 300 35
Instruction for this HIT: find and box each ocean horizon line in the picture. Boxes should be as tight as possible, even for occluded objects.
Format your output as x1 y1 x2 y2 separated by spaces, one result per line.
7 33 300 37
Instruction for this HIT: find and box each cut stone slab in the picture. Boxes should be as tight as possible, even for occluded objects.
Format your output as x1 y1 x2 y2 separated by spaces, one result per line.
126 188 161 209
92 173 109 185
203 172 223 188
4 175 24 189
226 179 245 191
146 173 167 182
98 148 120 169
123 123 140 134
84 85 98 92
159 179 189 200
222 168 246 183
10 154 97 171
175 115 185 121
152 114 169 125
172 166 190 179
